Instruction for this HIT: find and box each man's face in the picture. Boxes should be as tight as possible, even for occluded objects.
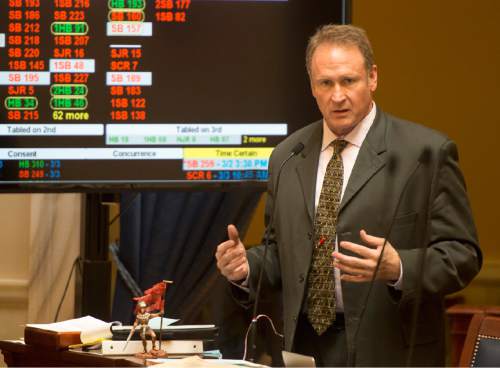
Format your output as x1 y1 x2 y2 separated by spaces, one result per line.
309 43 377 136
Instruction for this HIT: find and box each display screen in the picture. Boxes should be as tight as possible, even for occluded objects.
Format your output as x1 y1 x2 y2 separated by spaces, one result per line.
0 0 345 191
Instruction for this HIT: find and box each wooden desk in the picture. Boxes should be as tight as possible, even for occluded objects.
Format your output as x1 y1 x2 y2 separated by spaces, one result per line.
0 340 146 367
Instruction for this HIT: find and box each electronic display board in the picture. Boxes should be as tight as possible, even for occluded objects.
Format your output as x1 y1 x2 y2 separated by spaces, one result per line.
0 0 346 191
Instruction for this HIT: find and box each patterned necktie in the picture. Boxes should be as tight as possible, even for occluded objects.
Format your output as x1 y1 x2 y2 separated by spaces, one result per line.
306 139 348 335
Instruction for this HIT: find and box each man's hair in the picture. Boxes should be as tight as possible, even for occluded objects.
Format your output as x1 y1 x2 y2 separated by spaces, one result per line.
306 24 375 75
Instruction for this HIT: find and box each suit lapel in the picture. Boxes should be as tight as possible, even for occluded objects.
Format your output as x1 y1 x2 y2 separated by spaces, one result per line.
340 109 388 213
295 121 323 225
293 110 388 222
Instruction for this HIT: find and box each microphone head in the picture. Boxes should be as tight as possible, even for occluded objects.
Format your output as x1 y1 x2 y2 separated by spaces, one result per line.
291 142 305 155
419 147 432 165
387 154 399 175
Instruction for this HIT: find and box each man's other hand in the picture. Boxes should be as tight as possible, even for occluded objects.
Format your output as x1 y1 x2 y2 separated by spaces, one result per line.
333 229 401 282
215 224 249 282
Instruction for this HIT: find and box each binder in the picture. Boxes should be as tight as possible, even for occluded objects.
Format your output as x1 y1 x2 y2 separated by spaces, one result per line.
101 339 204 355
24 316 114 350
111 324 218 342
24 326 81 350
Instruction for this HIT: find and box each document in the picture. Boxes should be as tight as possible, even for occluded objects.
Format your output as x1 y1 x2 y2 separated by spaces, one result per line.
26 315 113 344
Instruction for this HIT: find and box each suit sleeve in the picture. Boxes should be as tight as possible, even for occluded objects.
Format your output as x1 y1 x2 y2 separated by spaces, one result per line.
398 139 481 298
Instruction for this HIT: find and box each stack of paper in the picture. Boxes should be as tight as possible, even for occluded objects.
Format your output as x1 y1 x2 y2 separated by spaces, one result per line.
24 316 113 350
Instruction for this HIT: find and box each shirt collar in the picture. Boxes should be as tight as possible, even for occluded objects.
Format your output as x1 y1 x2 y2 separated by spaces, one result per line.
321 102 377 152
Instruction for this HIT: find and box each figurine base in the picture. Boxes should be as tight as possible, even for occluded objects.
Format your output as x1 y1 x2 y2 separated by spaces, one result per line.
134 349 167 359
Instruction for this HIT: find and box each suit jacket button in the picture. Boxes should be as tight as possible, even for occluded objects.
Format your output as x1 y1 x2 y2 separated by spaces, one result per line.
299 273 305 283
307 232 312 240
292 315 297 322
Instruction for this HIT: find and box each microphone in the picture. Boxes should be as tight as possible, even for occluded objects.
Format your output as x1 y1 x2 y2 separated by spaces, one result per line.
290 142 306 156
108 193 145 310
349 148 432 366
109 192 139 227
246 141 305 362
406 148 432 366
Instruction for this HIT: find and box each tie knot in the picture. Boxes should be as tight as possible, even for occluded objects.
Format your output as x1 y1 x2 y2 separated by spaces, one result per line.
331 139 348 154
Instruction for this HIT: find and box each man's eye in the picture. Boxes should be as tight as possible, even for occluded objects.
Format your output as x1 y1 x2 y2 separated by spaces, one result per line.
343 78 355 85
319 80 332 87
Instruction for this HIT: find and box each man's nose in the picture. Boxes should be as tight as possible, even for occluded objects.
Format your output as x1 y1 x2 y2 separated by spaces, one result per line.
330 85 346 103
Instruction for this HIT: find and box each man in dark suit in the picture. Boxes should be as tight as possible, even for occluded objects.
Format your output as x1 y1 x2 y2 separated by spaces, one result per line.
215 24 481 366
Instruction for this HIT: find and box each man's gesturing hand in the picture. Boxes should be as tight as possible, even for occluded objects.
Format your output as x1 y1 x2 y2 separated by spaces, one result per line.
215 224 249 282
333 229 401 283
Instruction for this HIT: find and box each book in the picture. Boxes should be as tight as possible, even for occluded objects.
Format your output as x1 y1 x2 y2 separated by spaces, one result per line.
24 316 113 350
151 356 266 367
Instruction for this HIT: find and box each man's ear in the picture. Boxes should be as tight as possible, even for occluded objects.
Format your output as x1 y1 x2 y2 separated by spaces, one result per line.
369 65 378 92
309 78 317 99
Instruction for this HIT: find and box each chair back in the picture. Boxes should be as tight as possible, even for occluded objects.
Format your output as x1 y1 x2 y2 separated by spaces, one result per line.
459 313 500 367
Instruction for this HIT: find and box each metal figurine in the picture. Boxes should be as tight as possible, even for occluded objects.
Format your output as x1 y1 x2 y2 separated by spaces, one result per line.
123 280 173 358
126 300 165 357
